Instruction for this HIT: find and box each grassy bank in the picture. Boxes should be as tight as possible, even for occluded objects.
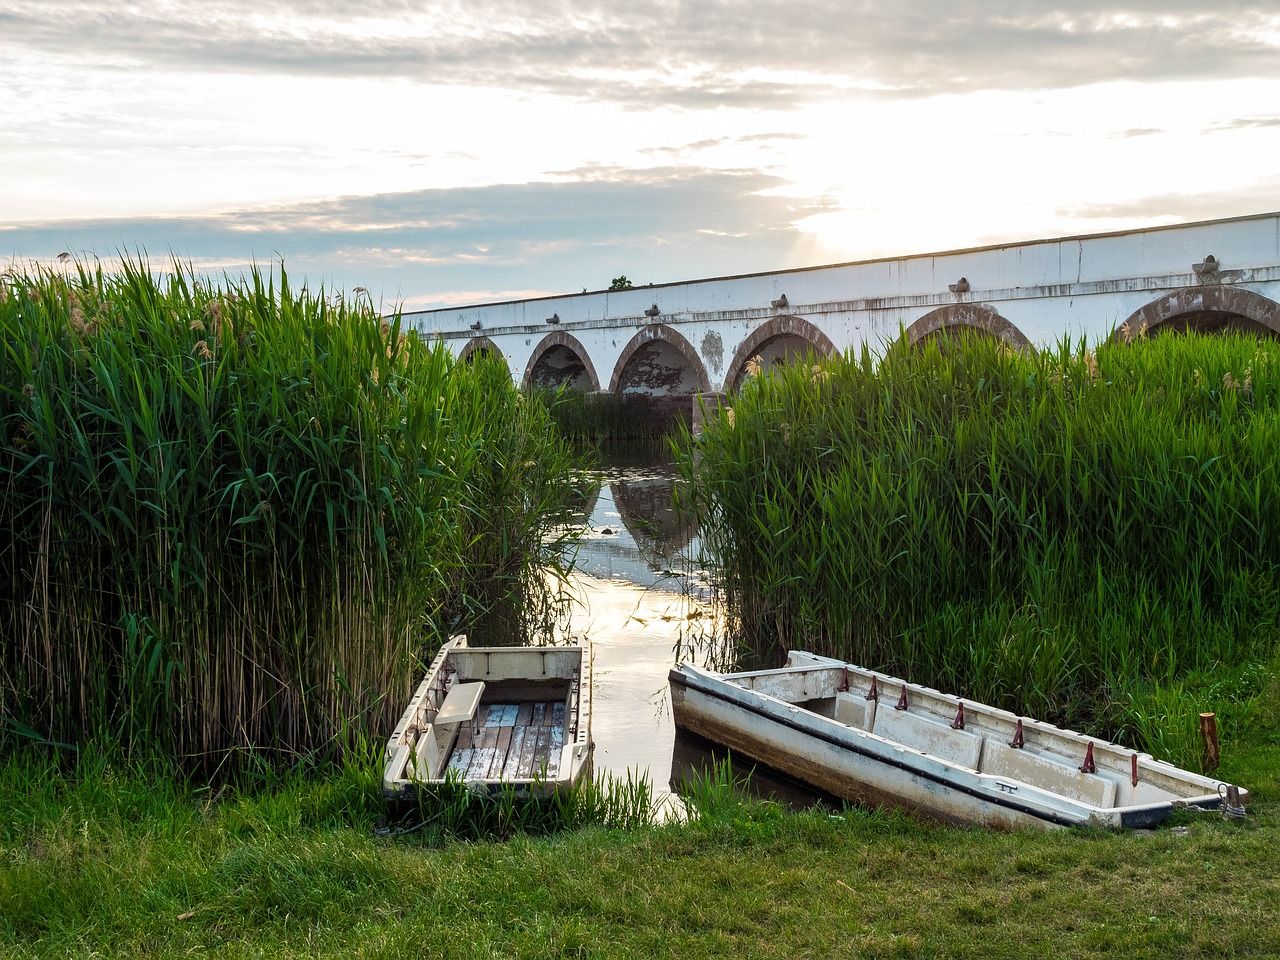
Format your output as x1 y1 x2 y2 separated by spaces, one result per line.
1 737 1276 959
685 333 1280 767
0 262 576 773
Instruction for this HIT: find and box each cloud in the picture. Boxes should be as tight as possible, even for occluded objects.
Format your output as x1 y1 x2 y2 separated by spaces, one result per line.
639 132 809 157
2 168 835 308
1209 116 1280 131
1055 176 1280 224
2 2 1278 108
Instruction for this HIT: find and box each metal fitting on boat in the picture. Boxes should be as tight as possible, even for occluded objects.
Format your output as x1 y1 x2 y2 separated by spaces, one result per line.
1220 783 1248 820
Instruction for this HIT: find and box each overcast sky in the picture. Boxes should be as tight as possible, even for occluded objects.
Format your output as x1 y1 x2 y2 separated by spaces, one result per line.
3 1 1280 309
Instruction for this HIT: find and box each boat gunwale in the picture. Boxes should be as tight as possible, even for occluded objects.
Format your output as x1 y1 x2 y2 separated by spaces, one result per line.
672 657 1240 818
718 653 1233 795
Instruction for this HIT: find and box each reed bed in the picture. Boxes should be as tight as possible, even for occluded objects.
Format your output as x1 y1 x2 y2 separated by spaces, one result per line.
538 388 683 449
684 332 1280 764
0 261 577 774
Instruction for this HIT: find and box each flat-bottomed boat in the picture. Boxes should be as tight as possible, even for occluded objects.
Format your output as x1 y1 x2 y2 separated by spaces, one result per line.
670 651 1246 829
384 637 592 801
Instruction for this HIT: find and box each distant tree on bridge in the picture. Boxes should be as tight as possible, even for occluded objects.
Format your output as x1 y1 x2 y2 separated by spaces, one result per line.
609 276 633 291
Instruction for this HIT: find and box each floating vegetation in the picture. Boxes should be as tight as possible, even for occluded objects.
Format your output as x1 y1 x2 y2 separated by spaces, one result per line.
683 331 1280 766
0 260 578 775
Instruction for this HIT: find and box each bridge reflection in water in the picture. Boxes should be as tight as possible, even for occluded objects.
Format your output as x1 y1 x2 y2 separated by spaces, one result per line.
553 451 715 789
552 448 827 807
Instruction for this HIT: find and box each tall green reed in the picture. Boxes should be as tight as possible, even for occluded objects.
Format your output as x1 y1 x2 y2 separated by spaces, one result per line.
683 332 1280 756
538 387 686 450
0 260 577 775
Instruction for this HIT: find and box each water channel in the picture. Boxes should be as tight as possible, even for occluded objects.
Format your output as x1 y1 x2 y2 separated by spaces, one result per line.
553 447 823 807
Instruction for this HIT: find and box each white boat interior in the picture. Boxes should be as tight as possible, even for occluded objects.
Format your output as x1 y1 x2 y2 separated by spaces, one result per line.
384 638 591 795
715 652 1240 816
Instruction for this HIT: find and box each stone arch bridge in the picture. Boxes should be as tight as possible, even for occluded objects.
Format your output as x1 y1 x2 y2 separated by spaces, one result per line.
402 212 1280 421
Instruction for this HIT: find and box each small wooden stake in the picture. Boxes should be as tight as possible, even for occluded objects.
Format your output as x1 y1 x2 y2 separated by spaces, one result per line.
1200 712 1220 772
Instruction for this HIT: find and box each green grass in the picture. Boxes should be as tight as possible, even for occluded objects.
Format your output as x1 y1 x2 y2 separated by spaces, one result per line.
0 736 1276 959
386 768 662 840
682 332 1280 766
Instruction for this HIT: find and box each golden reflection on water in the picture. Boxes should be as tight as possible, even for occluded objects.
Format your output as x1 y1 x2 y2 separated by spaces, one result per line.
551 452 725 790
541 449 826 812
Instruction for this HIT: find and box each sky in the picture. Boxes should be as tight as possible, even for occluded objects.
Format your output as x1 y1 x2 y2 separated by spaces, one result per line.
3 1 1280 311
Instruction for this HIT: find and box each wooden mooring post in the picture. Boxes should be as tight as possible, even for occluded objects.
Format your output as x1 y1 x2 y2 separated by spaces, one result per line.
1199 712 1220 772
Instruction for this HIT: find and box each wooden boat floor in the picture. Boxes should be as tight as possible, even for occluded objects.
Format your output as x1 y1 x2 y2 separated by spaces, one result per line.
446 701 566 781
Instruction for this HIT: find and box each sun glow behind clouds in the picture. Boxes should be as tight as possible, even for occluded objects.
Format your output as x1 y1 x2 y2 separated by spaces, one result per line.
783 79 1280 262
4 1 1280 304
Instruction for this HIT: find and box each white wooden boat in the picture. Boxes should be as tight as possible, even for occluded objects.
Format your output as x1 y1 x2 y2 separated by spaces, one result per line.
383 636 592 800
670 651 1247 829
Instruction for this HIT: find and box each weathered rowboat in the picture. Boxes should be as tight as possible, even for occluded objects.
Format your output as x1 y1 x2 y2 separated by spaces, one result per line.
670 651 1247 829
383 636 592 800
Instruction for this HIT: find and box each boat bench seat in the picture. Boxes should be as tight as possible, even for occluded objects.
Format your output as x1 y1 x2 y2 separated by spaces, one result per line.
981 742 1117 808
834 691 876 731
871 704 984 771
436 681 485 725
1128 779 1180 805
411 728 441 780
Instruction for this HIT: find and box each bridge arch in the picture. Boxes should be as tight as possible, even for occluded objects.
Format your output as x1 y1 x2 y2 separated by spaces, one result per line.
608 324 711 395
904 303 1032 350
521 332 601 392
725 315 839 391
458 336 503 364
1113 286 1280 341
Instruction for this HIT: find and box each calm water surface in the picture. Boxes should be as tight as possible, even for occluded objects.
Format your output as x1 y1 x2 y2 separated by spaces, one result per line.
554 448 823 807
554 449 714 788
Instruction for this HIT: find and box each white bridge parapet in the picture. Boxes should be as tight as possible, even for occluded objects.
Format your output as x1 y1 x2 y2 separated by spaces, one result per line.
401 212 1280 399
